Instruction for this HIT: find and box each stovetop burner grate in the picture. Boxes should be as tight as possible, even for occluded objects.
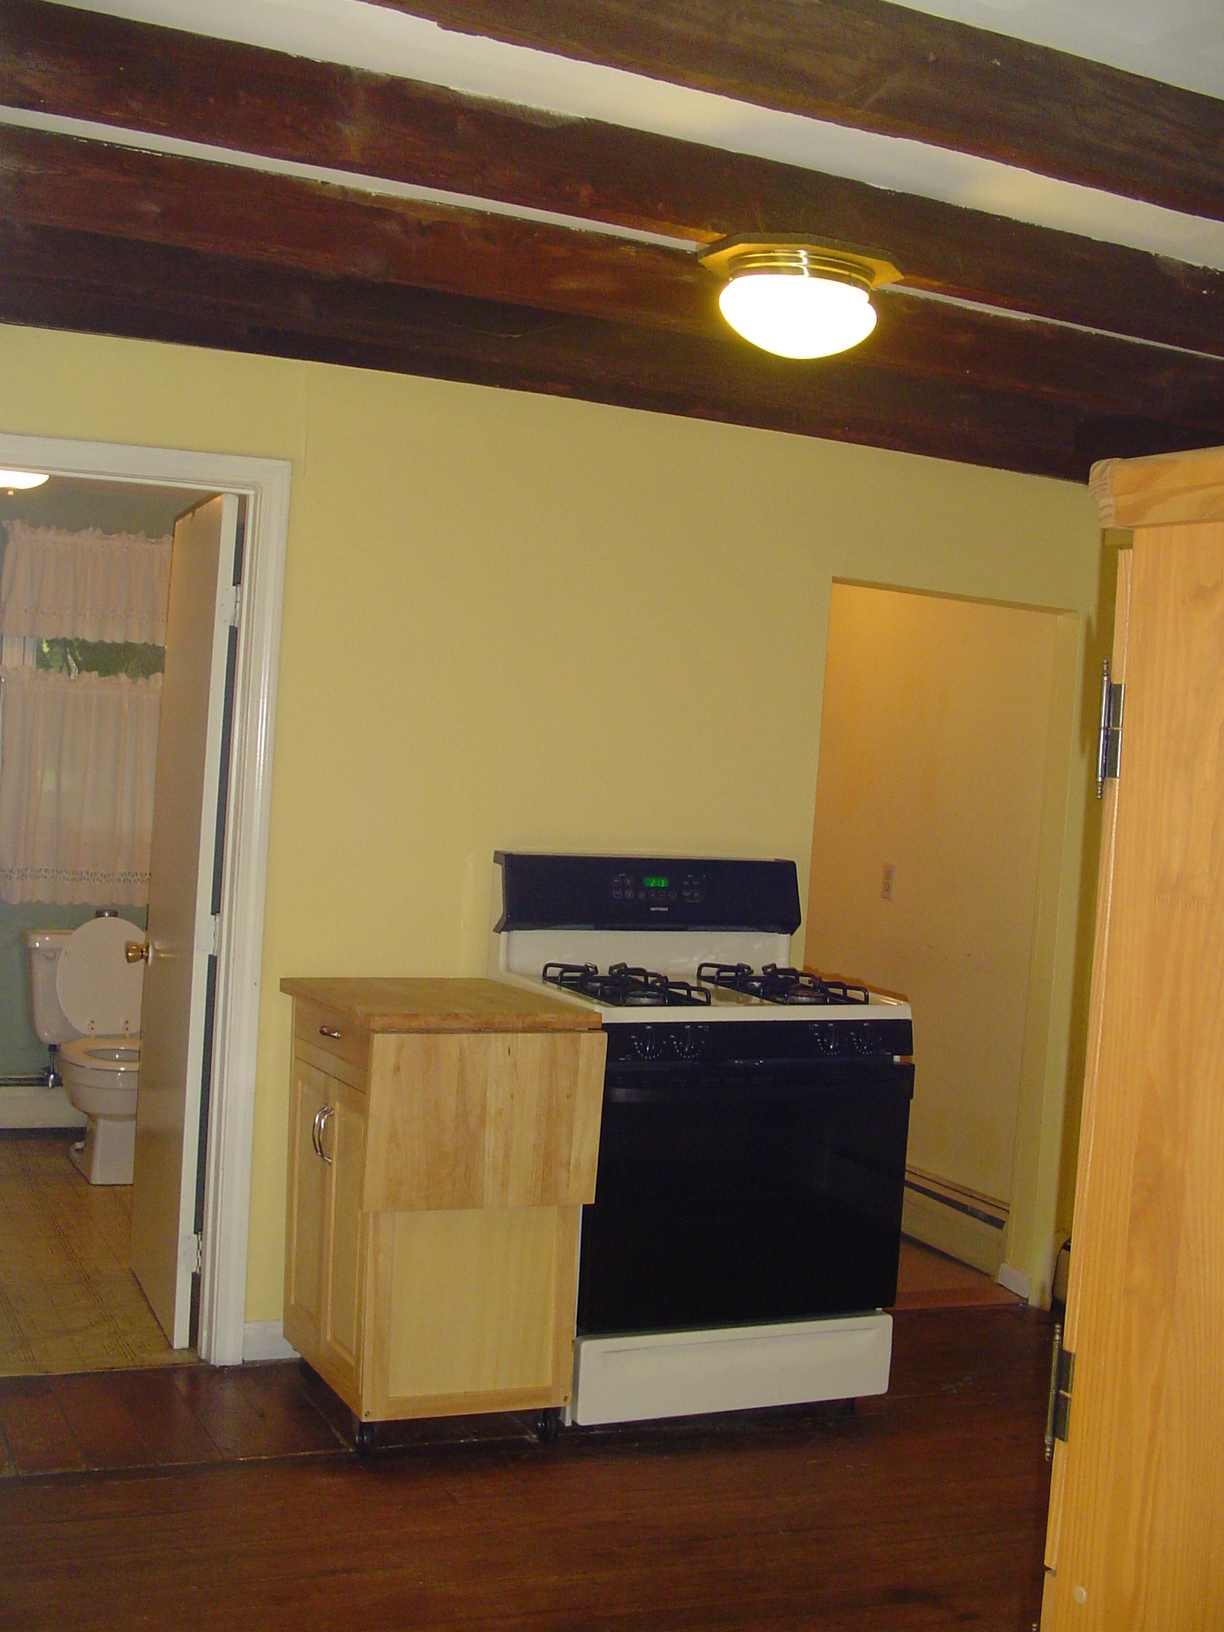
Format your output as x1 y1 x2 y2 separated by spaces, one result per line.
696 962 871 1005
542 961 712 1007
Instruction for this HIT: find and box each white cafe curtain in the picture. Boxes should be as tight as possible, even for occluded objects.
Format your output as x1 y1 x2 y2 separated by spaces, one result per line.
0 668 162 906
0 522 172 644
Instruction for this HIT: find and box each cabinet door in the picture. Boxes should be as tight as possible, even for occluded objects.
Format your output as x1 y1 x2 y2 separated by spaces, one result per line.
284 1057 328 1358
1043 522 1224 1628
319 1080 367 1396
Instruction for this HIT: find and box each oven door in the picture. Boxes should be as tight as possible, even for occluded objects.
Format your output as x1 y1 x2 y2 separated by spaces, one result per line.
575 1055 914 1338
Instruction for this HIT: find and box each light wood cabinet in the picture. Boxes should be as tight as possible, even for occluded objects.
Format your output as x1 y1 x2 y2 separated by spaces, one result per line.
1041 445 1224 1629
281 978 606 1425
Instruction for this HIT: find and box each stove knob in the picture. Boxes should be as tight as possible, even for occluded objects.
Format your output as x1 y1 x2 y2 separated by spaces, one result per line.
635 1031 661 1061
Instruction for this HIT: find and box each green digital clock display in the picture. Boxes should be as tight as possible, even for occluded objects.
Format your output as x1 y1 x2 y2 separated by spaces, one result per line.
642 875 669 889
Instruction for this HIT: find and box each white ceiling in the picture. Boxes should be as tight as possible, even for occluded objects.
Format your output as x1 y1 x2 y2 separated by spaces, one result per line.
888 0 1224 101
43 0 1224 278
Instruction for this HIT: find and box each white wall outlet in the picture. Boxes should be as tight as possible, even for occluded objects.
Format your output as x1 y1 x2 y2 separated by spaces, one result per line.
881 862 895 900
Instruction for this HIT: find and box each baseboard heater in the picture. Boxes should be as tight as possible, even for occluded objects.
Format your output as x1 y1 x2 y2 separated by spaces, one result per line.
570 1313 893 1427
904 1172 1007 1230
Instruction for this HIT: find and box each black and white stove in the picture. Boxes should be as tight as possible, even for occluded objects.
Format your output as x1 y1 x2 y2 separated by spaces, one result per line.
492 852 914 1426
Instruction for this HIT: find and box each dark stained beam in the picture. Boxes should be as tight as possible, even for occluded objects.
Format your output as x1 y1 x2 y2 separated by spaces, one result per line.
0 126 704 337
2 1 1222 359
0 219 1216 483
388 0 1224 222
3 127 1223 442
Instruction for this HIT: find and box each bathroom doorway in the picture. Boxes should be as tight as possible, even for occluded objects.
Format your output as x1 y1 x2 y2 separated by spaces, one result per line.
0 432 289 1374
0 474 211 1375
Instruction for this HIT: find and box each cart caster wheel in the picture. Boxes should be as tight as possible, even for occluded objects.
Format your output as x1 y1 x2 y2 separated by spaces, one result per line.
534 1409 560 1444
353 1419 375 1455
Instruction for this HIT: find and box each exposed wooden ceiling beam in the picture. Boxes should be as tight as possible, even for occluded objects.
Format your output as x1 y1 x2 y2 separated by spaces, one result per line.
0 217 1114 479
387 0 1224 222
4 126 1222 440
2 0 1222 358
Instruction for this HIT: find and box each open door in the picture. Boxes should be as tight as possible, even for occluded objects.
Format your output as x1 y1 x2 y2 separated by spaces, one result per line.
1043 449 1224 1626
131 493 240 1348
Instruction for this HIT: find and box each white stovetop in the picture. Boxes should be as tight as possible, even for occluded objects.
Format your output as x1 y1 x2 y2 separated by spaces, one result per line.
491 926 910 1025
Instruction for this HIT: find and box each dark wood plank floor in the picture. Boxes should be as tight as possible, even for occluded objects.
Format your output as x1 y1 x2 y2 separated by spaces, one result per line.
0 1306 1053 1630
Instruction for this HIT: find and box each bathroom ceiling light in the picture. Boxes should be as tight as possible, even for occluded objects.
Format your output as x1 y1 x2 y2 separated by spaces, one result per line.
0 468 50 490
698 237 901 360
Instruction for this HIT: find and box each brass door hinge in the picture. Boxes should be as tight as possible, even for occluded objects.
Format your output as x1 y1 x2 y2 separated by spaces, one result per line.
1045 1323 1075 1459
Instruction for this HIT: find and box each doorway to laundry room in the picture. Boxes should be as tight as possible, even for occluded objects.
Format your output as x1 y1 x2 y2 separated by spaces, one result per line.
0 472 220 1377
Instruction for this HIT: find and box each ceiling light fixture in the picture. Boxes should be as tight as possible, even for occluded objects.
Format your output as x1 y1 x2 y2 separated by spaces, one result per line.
698 237 901 360
0 468 50 491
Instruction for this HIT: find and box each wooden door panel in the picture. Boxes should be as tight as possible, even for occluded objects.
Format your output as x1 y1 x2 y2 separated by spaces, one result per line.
321 1083 366 1384
1043 523 1224 1629
284 1060 327 1355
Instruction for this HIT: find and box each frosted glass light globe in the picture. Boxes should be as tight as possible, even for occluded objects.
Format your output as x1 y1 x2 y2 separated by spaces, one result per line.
718 273 877 359
0 469 49 489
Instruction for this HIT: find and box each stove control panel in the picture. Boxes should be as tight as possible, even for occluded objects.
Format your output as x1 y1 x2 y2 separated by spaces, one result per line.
495 852 802 933
603 1017 913 1067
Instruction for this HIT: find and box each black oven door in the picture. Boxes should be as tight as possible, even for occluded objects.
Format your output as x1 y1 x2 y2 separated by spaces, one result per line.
575 1056 914 1338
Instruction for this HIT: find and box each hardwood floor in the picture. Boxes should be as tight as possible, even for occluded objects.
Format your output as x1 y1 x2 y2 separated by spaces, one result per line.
0 1305 1053 1630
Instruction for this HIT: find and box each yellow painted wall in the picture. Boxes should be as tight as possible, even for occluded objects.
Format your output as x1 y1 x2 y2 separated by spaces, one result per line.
0 323 1104 1321
806 584 1064 1209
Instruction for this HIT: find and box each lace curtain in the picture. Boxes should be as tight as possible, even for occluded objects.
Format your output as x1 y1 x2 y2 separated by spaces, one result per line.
0 670 162 905
0 523 172 643
0 523 171 906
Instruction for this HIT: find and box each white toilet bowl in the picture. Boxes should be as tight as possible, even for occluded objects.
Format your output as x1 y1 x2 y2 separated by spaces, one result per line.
60 1036 141 1185
24 914 145 1186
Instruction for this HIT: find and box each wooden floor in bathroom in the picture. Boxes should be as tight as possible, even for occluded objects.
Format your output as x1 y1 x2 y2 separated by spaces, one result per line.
0 1131 188 1375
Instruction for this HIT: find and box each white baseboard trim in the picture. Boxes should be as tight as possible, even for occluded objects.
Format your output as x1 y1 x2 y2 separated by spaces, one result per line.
242 1320 299 1363
572 1314 892 1426
996 1262 1031 1301
0 1084 86 1130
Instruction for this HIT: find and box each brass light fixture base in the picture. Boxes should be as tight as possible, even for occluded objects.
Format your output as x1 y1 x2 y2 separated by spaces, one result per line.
697 235 901 291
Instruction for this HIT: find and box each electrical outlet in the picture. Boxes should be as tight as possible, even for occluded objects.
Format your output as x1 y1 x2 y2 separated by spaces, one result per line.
881 862 895 900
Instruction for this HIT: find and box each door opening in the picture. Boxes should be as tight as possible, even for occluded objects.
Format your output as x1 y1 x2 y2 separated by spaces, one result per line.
0 431 289 1366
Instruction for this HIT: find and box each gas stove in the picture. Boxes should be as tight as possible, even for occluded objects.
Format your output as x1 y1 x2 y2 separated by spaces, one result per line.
490 852 914 1428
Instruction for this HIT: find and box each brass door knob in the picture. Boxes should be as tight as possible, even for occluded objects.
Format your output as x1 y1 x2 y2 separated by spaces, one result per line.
125 940 151 964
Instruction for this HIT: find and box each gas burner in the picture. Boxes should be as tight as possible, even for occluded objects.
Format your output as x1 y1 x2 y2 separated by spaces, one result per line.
542 960 712 1007
696 962 870 1006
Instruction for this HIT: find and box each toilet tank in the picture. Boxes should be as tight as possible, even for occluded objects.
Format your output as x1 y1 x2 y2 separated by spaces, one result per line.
24 929 78 1045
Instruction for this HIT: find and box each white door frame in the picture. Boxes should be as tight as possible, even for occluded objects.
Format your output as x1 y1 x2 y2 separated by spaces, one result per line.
0 430 290 1365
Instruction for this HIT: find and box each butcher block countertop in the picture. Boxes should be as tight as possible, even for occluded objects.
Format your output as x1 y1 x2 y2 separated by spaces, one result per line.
279 976 602 1032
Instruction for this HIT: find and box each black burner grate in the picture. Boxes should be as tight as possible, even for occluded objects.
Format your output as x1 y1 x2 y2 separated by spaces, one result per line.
542 961 712 1007
696 962 870 1005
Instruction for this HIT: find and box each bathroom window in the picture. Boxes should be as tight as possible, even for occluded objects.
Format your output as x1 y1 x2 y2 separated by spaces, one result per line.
0 524 171 907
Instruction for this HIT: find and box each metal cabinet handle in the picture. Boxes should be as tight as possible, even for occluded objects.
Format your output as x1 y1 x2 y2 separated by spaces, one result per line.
318 1025 342 1040
125 939 152 964
311 1105 325 1157
317 1104 334 1165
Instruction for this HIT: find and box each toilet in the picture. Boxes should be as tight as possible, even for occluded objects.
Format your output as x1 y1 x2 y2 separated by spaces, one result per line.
24 916 145 1185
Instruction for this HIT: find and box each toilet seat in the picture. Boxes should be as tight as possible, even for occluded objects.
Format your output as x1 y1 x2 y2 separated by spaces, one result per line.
60 1035 141 1099
55 916 144 1036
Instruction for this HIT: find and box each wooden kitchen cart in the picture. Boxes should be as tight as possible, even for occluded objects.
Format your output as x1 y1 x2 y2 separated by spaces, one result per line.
280 977 606 1428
